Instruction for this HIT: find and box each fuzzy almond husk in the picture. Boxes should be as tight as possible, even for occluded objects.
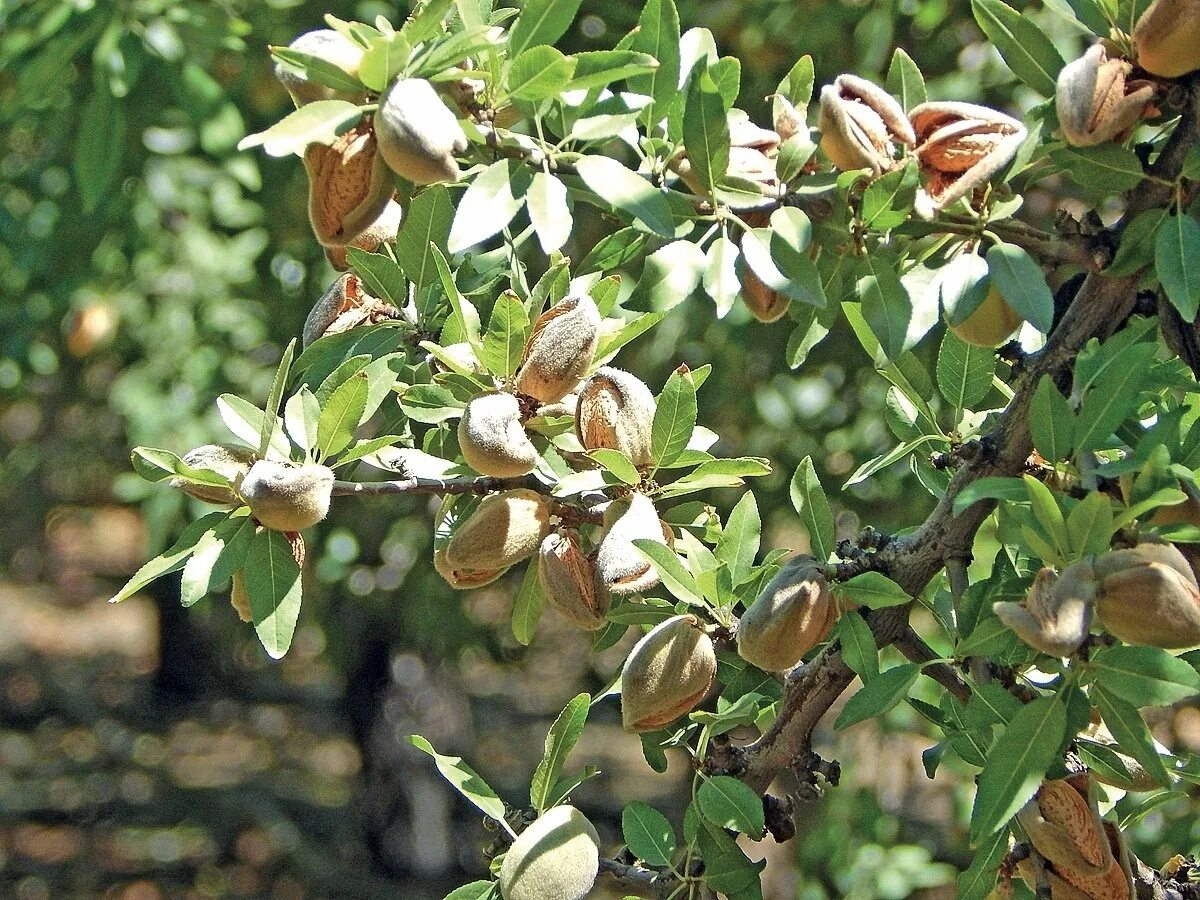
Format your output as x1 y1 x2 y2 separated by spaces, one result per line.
303 272 401 348
1016 774 1133 900
818 74 914 176
576 367 657 467
324 200 404 270
171 443 256 506
513 295 601 403
737 557 836 671
994 565 1094 657
304 121 393 248
499 805 600 900
231 530 305 621
239 460 334 531
433 548 507 590
910 101 1026 211
621 614 717 732
1057 44 1156 147
376 78 468 185
596 493 669 597
1093 543 1200 648
1135 0 1200 78
948 283 1025 347
444 490 550 572
274 30 366 106
741 269 790 323
538 532 608 630
457 392 540 478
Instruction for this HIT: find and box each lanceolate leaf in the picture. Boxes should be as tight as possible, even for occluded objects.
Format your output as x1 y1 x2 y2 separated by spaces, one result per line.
1155 214 1200 323
628 0 681 129
408 734 507 822
834 663 920 730
530 693 590 811
970 0 1065 95
651 369 699 467
789 457 835 563
244 528 304 659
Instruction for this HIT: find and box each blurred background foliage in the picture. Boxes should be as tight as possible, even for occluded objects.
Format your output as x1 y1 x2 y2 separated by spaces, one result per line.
2 0 1193 898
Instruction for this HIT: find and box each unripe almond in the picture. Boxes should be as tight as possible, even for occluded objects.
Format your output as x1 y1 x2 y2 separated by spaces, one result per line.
303 121 393 248
948 284 1024 347
538 531 608 630
303 272 400 348
457 392 540 477
621 614 717 732
576 367 656 467
1134 0 1200 78
737 557 836 671
376 78 468 185
444 489 551 571
1094 543 1200 648
741 270 790 323
499 805 600 900
239 460 334 531
596 493 669 597
171 443 256 506
513 295 601 403
433 547 507 590
274 30 365 106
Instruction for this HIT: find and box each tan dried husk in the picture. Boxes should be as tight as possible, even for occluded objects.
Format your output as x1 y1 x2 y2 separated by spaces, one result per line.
376 78 469 185
575 367 657 467
1134 0 1200 78
909 101 1026 211
443 489 551 571
513 295 601 403
621 614 717 732
818 74 915 176
1056 45 1156 147
1016 774 1133 899
239 460 335 531
171 443 256 506
538 531 608 630
595 493 670 597
670 111 781 198
303 272 401 348
457 392 540 478
994 566 1094 657
304 121 393 248
324 199 404 270
737 556 836 671
1093 542 1200 648
433 547 507 590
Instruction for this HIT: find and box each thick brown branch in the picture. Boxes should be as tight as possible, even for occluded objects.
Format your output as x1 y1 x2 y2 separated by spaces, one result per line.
895 626 971 702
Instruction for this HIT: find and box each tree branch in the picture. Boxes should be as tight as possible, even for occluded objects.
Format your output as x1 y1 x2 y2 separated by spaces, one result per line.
331 475 605 523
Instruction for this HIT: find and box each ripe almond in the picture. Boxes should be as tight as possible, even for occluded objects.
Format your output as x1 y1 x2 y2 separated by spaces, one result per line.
444 490 551 572
457 392 540 478
737 557 836 671
513 295 601 403
575 367 657 467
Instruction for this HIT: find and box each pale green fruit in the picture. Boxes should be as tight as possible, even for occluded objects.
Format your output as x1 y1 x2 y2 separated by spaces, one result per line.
457 392 539 478
621 614 716 732
499 805 600 900
239 460 334 531
376 78 468 185
444 490 550 571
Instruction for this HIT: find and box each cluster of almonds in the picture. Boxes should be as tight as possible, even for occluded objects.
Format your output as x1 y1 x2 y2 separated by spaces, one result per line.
170 445 336 620
994 541 1200 657
276 29 470 268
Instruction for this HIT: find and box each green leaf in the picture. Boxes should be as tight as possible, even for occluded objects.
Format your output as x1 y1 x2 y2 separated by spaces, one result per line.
1049 143 1145 194
622 802 677 866
1074 342 1155 453
969 695 1067 844
578 227 647 275
1155 214 1200 323
696 822 766 896
834 664 920 730
1089 645 1200 706
358 34 409 92
109 512 229 603
953 475 1028 514
394 185 453 294
346 248 407 307
633 539 706 606
567 50 659 91
180 514 254 607
956 826 1011 900
986 242 1053 333
837 611 880 681
682 68 730 198
511 560 545 646
408 734 507 821
442 882 497 900
937 331 993 410
1107 208 1166 277
839 572 910 609
528 171 572 255
448 160 531 254
651 369 698 467
480 292 530 378
885 48 926 111
260 341 296 458
508 0 584 57
590 449 640 485
1030 376 1075 462
530 693 590 811
74 89 126 213
237 100 362 157
244 529 304 659
574 156 674 238
716 492 760 586
506 45 577 101
316 369 370 457
430 243 483 354
857 259 911 361
860 161 919 230
789 457 835 563
697 775 764 838
1065 489 1114 558
970 0 1065 94
271 46 364 92
216 394 290 459
1092 686 1173 787
774 55 815 124
1023 474 1069 560
940 253 991 326
628 0 680 129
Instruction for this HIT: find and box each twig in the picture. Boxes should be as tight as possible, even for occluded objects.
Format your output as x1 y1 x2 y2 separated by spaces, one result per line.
331 475 604 523
599 856 664 887
895 626 971 702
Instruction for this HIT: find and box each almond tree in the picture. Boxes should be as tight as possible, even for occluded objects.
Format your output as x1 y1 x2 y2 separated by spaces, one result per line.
112 0 1200 896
